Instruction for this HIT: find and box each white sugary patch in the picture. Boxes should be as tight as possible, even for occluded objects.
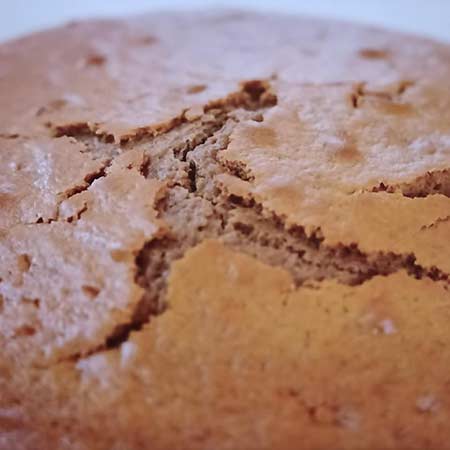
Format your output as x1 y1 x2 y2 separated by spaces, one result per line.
322 134 345 149
0 406 22 419
407 134 450 164
336 408 360 431
62 93 86 106
379 318 397 335
226 262 239 282
359 313 398 336
416 394 438 413
120 341 138 368
257 174 296 191
76 353 112 388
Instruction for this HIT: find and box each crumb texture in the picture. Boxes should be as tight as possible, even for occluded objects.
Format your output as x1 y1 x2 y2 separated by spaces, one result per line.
0 10 450 450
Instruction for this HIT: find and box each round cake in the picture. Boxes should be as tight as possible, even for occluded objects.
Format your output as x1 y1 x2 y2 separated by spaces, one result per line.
1 10 450 450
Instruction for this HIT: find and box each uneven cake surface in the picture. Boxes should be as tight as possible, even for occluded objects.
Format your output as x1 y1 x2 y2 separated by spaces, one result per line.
0 10 450 450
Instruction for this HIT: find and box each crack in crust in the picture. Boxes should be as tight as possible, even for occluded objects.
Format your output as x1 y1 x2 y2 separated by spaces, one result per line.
349 80 415 109
50 158 113 224
36 79 450 360
371 169 450 198
421 215 450 230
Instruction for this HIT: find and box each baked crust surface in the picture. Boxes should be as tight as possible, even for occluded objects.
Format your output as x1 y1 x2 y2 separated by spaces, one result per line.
0 11 449 449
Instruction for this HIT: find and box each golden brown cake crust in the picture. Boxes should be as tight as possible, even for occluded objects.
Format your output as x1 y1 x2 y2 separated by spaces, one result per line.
0 10 450 450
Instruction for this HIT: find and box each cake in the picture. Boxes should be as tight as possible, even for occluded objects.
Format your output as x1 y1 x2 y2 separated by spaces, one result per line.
0 10 449 449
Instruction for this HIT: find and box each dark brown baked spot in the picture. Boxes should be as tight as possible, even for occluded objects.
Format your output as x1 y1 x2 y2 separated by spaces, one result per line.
249 126 277 148
241 80 277 106
397 80 415 95
14 325 36 337
187 160 197 192
17 254 31 273
0 192 13 209
82 285 101 299
349 83 365 108
0 133 19 139
52 122 91 138
21 297 40 309
334 143 363 163
85 53 107 67
359 48 390 59
0 415 24 432
110 249 131 262
187 84 207 94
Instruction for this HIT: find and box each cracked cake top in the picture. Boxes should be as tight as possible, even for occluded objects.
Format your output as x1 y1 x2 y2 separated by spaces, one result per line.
0 10 449 450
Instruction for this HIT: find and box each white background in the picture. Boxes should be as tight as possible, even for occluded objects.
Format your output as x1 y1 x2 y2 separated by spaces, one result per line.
2 0 450 43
